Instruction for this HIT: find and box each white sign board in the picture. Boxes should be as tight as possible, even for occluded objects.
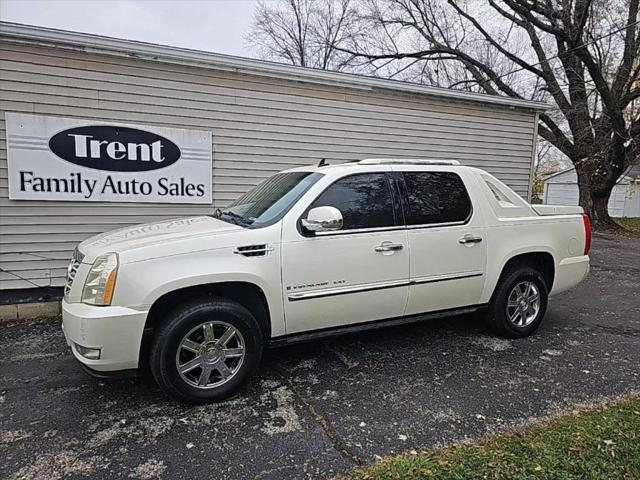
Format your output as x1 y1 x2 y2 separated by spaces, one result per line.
6 112 212 204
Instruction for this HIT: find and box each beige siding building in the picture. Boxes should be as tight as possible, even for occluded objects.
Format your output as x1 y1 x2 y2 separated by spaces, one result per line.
0 22 547 293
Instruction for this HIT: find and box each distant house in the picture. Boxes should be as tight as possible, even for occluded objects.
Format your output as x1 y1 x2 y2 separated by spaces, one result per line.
543 165 640 218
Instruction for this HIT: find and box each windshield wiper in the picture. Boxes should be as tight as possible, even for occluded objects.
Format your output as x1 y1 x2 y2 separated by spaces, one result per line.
215 210 250 227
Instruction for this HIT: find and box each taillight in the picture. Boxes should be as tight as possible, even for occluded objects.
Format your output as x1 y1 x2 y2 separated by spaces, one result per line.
582 213 591 255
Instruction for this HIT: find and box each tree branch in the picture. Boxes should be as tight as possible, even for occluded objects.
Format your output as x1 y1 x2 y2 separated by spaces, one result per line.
447 1 544 77
500 0 567 38
538 113 576 157
612 0 640 100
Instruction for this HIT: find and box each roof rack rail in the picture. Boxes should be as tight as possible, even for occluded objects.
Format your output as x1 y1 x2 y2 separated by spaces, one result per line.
358 159 461 166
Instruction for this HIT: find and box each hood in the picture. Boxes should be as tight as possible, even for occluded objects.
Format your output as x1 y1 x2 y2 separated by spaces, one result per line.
79 216 242 262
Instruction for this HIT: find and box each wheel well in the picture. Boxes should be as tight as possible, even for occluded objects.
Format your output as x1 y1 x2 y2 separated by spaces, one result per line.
139 282 271 368
500 252 555 291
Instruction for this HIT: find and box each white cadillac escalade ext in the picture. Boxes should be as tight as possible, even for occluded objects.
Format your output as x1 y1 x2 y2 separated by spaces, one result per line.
62 159 591 403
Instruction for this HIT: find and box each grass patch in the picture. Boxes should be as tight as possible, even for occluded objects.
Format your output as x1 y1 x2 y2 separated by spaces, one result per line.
615 218 640 235
593 218 640 238
344 396 640 480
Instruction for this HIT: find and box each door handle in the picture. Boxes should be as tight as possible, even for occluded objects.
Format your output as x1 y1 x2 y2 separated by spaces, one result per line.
375 242 404 252
458 234 483 245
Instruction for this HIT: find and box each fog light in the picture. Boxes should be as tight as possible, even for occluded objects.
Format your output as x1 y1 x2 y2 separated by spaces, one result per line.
74 343 101 360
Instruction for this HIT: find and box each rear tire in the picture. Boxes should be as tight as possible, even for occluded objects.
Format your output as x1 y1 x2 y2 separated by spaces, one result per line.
150 296 263 404
485 266 548 338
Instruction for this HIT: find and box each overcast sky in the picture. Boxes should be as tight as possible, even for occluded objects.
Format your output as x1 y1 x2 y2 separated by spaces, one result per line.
0 0 259 57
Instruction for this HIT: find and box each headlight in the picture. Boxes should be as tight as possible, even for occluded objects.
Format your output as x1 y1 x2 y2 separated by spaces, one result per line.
82 253 118 306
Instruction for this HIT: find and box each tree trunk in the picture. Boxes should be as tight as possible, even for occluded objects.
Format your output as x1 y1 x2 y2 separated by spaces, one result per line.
575 165 593 215
575 161 618 229
590 192 615 227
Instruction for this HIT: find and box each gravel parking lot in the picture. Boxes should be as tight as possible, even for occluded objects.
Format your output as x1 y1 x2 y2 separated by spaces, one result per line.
1 234 639 480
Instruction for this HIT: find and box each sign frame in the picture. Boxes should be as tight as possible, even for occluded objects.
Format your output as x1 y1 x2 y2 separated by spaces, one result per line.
6 112 213 204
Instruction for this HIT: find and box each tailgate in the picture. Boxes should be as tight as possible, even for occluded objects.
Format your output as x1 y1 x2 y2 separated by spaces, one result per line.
532 205 584 216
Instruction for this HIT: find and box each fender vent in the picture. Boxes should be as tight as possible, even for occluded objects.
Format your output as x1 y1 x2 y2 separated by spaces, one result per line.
234 244 273 257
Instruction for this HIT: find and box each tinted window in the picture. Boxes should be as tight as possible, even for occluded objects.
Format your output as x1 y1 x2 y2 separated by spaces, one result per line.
310 173 395 230
402 172 472 225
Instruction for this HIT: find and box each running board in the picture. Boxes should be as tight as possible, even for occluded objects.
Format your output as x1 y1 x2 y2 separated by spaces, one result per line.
268 305 485 348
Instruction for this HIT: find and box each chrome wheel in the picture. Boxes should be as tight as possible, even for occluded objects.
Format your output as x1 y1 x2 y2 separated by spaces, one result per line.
506 281 540 327
175 321 245 389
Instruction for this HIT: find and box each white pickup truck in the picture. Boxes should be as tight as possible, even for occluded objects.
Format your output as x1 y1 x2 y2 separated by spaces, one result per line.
62 159 591 403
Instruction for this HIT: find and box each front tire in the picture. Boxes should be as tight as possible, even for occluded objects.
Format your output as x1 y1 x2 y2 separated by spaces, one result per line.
150 297 263 404
486 266 549 338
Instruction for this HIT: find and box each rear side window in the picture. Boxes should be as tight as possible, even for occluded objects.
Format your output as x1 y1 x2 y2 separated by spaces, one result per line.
402 172 472 225
309 173 395 230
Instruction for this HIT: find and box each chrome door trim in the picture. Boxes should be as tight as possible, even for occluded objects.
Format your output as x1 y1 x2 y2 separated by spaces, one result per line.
288 279 408 302
312 221 471 237
287 271 484 301
405 220 469 230
314 225 403 236
411 271 484 285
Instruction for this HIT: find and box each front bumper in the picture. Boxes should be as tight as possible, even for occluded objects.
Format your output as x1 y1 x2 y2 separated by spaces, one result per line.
62 300 148 372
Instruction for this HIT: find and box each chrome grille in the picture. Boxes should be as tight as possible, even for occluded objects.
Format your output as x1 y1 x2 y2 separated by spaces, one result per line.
64 248 85 300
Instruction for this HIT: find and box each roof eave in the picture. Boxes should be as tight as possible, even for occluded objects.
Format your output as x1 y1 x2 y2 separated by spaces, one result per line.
0 21 551 112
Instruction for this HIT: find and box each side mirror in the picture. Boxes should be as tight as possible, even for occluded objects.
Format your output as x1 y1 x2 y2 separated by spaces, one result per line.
302 206 343 233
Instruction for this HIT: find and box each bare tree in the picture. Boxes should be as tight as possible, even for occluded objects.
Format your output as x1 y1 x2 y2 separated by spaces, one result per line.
248 0 360 71
334 0 639 227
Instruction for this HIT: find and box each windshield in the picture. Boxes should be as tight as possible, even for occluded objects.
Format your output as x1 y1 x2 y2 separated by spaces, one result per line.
213 171 323 228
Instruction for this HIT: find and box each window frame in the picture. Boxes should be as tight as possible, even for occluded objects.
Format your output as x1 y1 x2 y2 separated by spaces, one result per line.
396 170 474 229
297 171 403 237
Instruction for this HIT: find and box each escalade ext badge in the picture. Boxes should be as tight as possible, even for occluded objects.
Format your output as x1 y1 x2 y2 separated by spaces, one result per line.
49 125 181 172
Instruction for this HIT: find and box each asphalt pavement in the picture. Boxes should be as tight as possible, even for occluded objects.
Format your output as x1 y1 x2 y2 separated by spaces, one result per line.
1 233 639 480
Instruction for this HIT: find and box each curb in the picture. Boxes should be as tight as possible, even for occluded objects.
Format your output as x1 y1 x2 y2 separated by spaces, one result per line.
0 301 61 325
